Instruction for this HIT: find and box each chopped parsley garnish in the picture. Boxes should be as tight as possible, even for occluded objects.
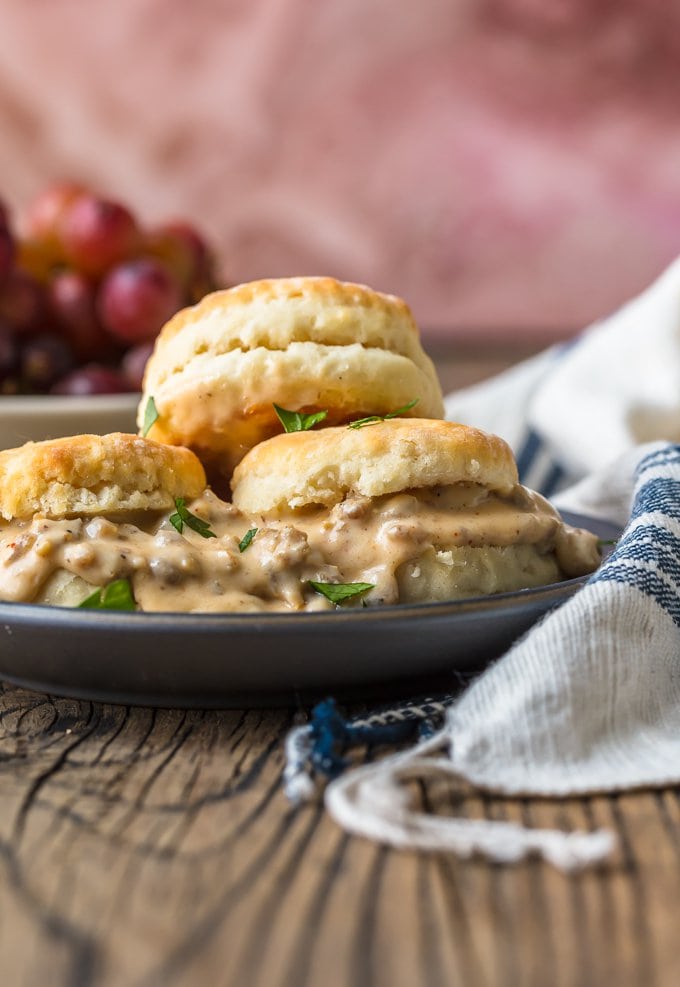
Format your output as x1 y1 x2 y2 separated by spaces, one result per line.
238 527 258 553
308 580 375 605
273 404 328 433
78 579 136 611
169 498 217 538
347 398 419 429
142 396 159 437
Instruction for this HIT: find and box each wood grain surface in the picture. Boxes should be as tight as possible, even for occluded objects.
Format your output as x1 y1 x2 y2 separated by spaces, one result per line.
0 680 678 987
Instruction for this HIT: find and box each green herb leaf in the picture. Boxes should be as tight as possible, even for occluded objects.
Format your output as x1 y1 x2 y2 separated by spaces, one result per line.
308 580 375 605
273 404 328 433
238 527 258 553
169 498 217 538
346 415 382 429
142 396 159 437
384 398 419 419
78 578 136 611
348 398 419 429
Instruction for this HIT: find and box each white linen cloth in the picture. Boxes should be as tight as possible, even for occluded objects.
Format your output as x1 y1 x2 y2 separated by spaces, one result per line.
322 258 680 871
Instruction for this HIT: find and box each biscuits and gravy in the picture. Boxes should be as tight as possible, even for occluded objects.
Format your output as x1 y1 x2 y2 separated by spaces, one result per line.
0 278 601 613
138 276 445 482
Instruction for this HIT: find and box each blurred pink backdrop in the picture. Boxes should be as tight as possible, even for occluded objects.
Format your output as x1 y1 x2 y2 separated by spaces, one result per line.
1 0 679 339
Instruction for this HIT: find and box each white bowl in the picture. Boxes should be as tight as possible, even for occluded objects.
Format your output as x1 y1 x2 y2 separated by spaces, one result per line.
0 393 140 450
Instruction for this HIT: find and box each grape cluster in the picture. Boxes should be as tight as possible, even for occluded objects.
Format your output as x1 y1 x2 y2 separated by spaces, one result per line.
0 184 220 395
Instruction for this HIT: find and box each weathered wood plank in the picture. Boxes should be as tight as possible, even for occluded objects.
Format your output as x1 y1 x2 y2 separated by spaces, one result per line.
1 681 680 987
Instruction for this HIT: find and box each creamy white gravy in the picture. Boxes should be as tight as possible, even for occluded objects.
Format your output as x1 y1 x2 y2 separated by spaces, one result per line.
0 485 601 612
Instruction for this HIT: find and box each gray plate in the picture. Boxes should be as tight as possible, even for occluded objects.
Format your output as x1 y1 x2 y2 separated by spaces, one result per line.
0 512 619 707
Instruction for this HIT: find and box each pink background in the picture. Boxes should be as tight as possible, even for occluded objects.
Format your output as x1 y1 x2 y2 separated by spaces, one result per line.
0 0 679 339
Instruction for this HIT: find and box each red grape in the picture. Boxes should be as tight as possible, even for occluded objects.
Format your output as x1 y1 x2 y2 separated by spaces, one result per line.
144 227 193 284
160 221 218 301
98 258 182 344
21 334 74 391
23 182 86 259
48 269 117 361
0 269 46 337
121 341 154 391
4 183 220 398
15 238 55 283
60 194 139 277
52 364 131 396
145 221 217 300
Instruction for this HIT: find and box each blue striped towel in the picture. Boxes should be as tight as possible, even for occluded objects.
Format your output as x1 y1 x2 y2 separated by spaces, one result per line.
320 442 680 870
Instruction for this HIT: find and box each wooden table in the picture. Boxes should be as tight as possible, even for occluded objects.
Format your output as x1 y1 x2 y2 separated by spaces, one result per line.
0 679 678 987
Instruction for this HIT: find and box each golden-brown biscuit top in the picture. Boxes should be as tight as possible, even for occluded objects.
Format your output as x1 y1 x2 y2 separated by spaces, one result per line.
0 433 207 520
231 418 519 513
148 276 431 364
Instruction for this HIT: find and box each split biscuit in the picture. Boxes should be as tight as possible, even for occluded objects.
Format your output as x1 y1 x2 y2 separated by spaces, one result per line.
0 432 207 520
138 276 445 479
231 418 518 514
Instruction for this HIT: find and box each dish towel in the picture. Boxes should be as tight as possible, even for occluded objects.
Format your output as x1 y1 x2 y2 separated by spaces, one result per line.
284 257 680 872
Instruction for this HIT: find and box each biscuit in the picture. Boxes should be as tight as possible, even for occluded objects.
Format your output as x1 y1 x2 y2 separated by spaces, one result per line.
0 432 207 520
138 277 445 478
231 418 518 513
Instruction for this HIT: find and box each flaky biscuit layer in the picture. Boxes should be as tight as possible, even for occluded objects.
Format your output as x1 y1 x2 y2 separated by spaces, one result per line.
138 277 444 475
0 433 207 520
231 418 519 513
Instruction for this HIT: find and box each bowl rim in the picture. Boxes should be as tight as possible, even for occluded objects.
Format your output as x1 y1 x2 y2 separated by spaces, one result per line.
0 392 141 414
